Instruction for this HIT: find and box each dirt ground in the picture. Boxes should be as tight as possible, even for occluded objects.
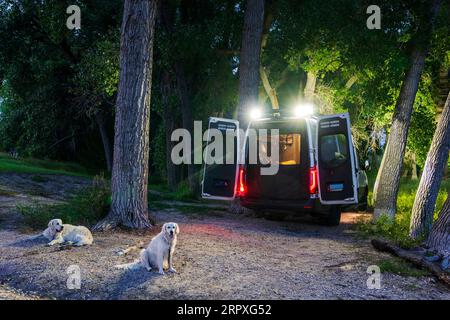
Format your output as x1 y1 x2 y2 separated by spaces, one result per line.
0 173 449 300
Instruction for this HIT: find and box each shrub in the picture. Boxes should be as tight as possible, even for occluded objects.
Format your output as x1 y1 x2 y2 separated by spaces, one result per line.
18 175 110 229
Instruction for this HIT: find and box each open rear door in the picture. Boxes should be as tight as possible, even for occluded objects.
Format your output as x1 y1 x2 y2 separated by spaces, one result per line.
201 117 240 200
316 113 358 205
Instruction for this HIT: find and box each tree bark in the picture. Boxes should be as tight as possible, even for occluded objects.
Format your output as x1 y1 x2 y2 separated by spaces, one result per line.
161 71 177 191
174 62 198 197
95 111 112 172
373 0 441 220
304 71 317 101
236 0 265 127
230 0 265 214
94 0 158 231
410 92 450 238
160 0 198 196
426 193 450 257
411 153 418 180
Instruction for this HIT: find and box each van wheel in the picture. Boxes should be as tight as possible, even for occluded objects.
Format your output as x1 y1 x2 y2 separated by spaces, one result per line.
319 206 341 226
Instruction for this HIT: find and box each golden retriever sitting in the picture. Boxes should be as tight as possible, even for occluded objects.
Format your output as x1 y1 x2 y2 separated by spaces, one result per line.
116 222 179 274
43 219 93 246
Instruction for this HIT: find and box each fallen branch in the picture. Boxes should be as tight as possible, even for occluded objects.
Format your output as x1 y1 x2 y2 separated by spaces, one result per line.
371 239 450 287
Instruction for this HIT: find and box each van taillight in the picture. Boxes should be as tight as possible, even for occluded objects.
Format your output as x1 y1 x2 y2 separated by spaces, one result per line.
309 166 318 195
237 166 246 196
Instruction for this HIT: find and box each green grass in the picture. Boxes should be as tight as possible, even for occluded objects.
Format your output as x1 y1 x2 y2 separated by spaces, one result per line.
18 176 110 229
377 257 430 277
0 152 90 177
148 182 195 202
358 177 450 249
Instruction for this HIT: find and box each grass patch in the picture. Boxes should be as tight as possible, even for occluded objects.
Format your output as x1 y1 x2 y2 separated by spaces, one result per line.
148 182 196 202
358 178 450 249
18 175 110 229
0 152 90 177
378 257 430 277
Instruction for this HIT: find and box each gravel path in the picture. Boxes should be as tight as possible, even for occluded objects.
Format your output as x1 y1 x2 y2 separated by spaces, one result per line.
0 173 449 300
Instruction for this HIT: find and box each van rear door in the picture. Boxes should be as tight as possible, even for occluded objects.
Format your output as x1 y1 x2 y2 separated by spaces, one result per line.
201 117 240 200
316 113 358 205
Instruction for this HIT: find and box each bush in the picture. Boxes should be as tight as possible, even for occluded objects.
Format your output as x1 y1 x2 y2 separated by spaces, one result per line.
18 175 110 229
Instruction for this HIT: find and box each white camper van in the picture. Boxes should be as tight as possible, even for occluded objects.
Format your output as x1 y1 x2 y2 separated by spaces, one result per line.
201 112 368 226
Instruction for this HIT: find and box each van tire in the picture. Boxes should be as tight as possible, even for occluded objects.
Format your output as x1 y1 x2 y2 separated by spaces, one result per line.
319 206 341 226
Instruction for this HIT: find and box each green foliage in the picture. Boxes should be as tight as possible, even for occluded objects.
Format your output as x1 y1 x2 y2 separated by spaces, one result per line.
0 152 89 176
148 182 195 202
18 175 110 229
377 257 430 277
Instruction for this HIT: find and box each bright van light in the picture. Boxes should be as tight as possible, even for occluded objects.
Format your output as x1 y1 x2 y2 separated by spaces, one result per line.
293 102 314 117
249 108 263 120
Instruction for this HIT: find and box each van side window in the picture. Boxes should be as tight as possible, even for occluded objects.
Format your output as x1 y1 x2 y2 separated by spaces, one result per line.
258 133 301 165
320 134 348 168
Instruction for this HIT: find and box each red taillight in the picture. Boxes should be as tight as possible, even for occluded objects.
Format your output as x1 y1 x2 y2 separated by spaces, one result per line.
309 166 318 195
237 166 246 196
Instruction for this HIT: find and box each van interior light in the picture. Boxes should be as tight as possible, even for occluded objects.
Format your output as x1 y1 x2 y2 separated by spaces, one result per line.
294 103 314 117
249 108 263 120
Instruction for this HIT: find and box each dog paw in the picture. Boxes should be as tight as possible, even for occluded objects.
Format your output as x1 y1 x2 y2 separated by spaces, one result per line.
168 268 177 273
158 270 165 275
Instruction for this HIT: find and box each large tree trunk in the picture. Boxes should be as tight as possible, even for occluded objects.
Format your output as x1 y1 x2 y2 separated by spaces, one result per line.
426 193 450 257
235 0 265 127
161 71 177 191
174 62 198 197
231 0 264 214
410 92 450 238
94 0 157 231
95 111 112 172
373 0 441 220
160 0 198 196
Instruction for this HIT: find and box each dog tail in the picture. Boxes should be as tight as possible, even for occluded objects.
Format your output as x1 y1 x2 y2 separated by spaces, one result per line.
115 260 142 271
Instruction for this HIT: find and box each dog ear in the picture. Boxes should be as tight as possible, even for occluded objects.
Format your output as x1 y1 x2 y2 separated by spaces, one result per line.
161 223 167 233
175 224 180 235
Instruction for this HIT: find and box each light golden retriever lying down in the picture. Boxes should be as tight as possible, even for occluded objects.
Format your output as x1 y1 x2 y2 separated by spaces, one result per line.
43 219 93 246
116 222 179 275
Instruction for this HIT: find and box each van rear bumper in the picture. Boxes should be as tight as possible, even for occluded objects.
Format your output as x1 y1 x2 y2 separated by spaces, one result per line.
240 197 319 212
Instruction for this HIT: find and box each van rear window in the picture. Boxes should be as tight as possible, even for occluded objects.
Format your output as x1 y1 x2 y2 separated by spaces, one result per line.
320 134 348 168
258 133 301 165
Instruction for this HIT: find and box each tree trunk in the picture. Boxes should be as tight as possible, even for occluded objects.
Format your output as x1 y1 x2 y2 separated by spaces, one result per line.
174 62 198 197
426 193 450 257
373 0 441 220
410 92 450 238
304 71 317 100
236 0 265 127
411 153 418 180
95 111 112 172
94 0 157 231
161 71 177 191
160 1 198 197
231 0 265 214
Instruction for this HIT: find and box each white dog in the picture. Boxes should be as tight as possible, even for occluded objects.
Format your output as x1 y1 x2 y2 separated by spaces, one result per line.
116 222 179 274
43 219 93 246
